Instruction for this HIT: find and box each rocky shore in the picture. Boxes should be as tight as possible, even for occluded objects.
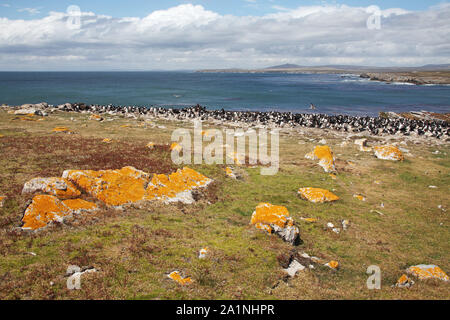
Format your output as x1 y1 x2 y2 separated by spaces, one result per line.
360 72 450 85
1 102 449 140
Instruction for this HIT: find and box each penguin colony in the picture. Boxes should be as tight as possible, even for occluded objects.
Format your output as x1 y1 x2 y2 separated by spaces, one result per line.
56 103 449 139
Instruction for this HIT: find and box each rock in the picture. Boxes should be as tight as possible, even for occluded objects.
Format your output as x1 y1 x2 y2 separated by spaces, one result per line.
0 134 4 138
102 138 112 143
170 142 182 151
198 247 208 259
22 177 81 199
250 203 300 245
52 127 73 134
168 271 192 285
353 194 366 201
354 138 372 152
341 219 350 230
62 199 99 215
297 187 339 203
21 195 98 230
395 274 415 288
406 264 449 281
283 260 305 277
325 261 339 270
300 217 318 223
305 145 336 172
225 167 237 179
14 108 37 116
146 142 155 149
0 196 6 207
63 166 212 207
374 145 404 161
89 114 103 121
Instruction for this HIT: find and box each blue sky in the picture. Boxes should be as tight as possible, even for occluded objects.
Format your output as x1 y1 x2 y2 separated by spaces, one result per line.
0 0 447 19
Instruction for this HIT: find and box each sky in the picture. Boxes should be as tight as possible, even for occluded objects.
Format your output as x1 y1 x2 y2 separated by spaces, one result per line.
0 1 449 70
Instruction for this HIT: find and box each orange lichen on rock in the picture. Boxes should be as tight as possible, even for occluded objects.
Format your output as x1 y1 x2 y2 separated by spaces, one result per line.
250 203 300 245
325 261 339 269
89 114 103 121
298 187 339 203
146 167 212 203
146 142 155 149
102 138 112 143
63 166 211 207
22 177 81 199
63 166 150 207
52 127 72 133
0 196 6 207
374 145 404 161
170 142 182 151
395 274 415 288
168 271 192 285
0 134 4 138
225 167 237 179
406 265 449 281
62 199 98 214
353 194 366 201
22 195 72 230
305 145 336 172
300 217 318 223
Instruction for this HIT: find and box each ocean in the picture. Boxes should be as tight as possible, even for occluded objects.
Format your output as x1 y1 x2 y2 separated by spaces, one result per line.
0 71 449 117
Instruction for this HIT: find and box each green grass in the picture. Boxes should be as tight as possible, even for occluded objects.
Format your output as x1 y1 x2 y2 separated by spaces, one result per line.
0 109 449 300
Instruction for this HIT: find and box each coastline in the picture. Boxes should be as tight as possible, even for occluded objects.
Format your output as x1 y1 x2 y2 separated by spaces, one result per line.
1 103 449 142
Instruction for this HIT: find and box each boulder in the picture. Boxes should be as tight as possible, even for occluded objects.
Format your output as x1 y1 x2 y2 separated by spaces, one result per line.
283 260 306 277
22 195 98 230
250 203 300 245
89 114 103 121
168 271 192 285
22 177 81 199
225 167 237 179
395 274 415 288
406 264 449 281
305 145 336 172
354 138 372 152
298 187 339 203
63 166 212 207
325 261 339 270
374 145 404 161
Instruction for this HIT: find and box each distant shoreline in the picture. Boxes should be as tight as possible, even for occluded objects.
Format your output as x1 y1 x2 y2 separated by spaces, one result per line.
197 67 450 85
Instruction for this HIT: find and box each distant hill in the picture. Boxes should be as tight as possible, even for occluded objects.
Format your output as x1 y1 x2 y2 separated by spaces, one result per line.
265 64 303 69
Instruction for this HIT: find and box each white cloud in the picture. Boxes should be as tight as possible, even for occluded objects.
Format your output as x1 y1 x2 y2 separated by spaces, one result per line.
0 3 449 70
17 7 41 15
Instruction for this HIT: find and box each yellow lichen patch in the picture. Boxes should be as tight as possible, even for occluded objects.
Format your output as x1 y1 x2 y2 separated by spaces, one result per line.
52 127 72 133
120 124 131 128
325 261 339 269
63 166 149 207
146 142 155 149
374 145 404 161
170 142 182 152
305 145 336 172
22 195 72 230
62 199 98 214
407 265 449 281
64 166 211 206
396 274 415 288
298 187 339 203
102 138 112 143
22 177 81 199
329 173 337 180
0 196 6 207
353 194 366 201
168 271 192 285
250 203 289 232
146 167 212 202
225 167 236 179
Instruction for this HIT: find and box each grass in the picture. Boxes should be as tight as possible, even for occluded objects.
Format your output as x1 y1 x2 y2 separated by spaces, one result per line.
0 109 448 300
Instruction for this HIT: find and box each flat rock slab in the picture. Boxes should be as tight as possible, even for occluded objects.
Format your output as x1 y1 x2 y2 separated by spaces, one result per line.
22 177 81 199
406 264 449 281
374 145 404 161
298 187 339 203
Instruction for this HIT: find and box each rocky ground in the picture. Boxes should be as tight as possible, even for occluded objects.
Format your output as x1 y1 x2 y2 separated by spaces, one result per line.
0 104 448 299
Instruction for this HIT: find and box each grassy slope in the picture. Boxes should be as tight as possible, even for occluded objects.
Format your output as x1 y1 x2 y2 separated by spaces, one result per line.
0 110 448 299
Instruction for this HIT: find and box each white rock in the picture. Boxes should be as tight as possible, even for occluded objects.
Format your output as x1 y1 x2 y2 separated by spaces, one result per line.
283 260 305 277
